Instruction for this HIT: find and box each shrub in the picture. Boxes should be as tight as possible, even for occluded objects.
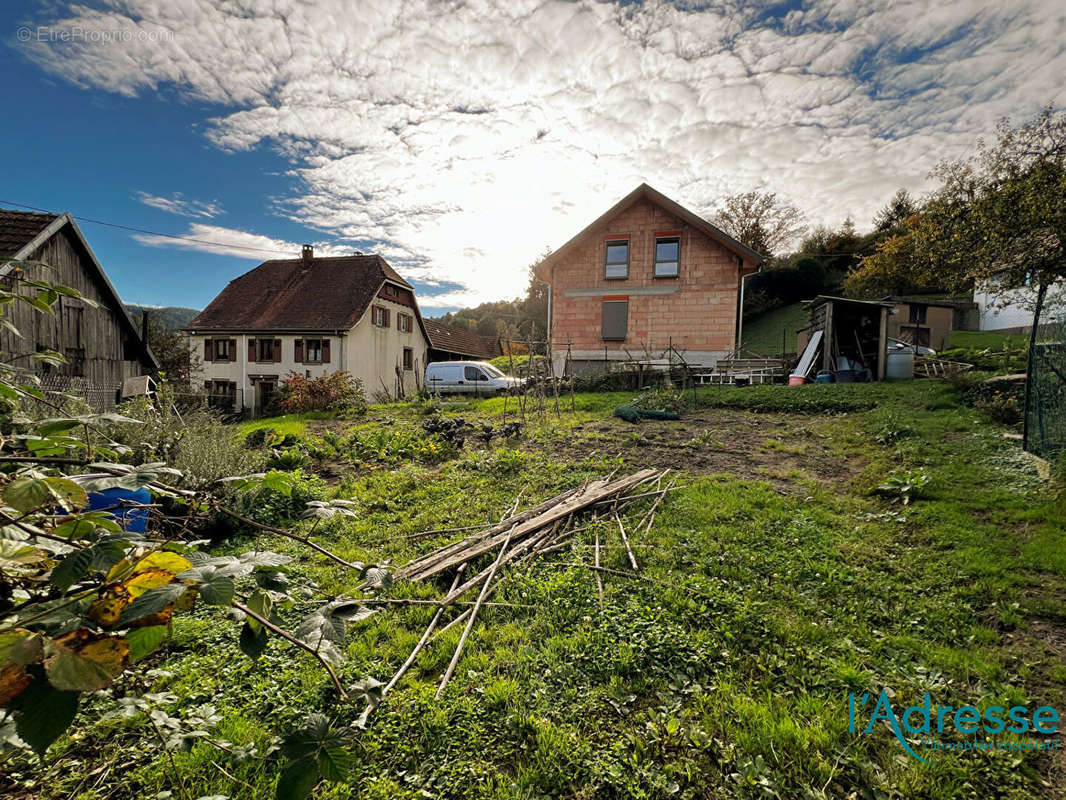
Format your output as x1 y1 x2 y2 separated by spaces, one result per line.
115 391 266 488
974 392 1023 426
632 387 688 414
279 370 367 414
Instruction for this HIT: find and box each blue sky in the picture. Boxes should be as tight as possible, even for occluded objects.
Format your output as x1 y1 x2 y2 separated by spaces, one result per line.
2 1 1063 314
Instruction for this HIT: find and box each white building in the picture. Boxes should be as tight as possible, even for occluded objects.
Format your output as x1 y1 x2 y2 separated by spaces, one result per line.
974 281 1066 331
185 247 430 413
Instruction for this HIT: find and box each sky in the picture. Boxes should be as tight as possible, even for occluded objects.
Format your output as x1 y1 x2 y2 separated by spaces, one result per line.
2 1 1064 315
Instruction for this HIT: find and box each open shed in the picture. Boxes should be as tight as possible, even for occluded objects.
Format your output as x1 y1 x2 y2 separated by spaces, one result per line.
795 296 893 381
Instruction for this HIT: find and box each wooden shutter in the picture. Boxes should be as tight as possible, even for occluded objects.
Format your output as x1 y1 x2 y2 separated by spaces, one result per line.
274 339 282 362
228 339 237 362
602 300 628 341
295 339 304 363
322 339 331 364
204 339 214 361
248 339 256 362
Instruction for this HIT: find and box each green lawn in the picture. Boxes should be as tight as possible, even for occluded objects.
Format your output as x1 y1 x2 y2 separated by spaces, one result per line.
740 302 807 355
12 382 1066 799
949 330 1030 349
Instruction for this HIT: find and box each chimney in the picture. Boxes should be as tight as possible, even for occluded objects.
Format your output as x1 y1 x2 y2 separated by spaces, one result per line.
302 244 314 264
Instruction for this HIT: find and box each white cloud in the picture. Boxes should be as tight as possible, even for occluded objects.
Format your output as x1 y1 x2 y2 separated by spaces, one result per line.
131 223 355 260
19 0 1066 307
134 191 223 219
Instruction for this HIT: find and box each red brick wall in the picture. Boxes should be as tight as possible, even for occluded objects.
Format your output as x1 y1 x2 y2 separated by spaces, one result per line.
549 196 748 353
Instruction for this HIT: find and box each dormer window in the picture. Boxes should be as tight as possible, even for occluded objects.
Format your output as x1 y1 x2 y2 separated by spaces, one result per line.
654 235 680 278
604 240 629 280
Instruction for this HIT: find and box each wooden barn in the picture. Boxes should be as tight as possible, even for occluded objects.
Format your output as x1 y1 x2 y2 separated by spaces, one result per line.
0 209 157 408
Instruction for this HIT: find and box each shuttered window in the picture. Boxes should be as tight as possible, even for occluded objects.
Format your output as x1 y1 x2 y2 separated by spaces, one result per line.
602 300 628 341
372 306 390 327
403 347 413 370
397 313 413 333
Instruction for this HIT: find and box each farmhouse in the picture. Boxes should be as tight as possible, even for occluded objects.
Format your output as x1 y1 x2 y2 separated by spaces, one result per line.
185 247 431 412
0 209 157 408
535 183 765 376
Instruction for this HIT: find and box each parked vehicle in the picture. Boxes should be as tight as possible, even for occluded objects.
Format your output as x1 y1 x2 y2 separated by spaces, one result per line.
424 361 522 396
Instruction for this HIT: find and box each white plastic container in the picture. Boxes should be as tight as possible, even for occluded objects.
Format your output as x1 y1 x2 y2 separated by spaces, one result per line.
885 345 915 380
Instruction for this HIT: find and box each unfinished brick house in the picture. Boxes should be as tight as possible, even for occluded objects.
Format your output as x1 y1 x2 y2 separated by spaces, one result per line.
535 184 765 375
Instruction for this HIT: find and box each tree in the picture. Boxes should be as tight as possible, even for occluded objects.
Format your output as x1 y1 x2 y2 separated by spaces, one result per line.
874 188 919 233
143 312 199 389
713 190 806 258
847 106 1066 300
922 105 1065 295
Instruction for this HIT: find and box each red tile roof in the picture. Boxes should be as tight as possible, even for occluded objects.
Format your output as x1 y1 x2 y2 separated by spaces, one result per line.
423 318 500 359
0 209 60 258
186 254 413 331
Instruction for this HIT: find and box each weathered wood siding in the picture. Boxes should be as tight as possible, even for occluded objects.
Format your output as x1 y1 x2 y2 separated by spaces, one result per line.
0 226 148 408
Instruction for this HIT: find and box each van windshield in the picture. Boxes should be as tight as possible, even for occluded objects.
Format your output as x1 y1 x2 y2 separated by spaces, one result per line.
481 363 505 378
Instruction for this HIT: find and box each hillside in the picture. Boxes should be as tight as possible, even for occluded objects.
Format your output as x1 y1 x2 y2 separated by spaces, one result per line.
740 302 807 355
125 304 200 331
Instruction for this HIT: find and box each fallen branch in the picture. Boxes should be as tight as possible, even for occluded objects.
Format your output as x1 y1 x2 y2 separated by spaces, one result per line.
384 565 466 695
233 600 348 701
214 504 363 571
436 527 515 698
614 510 638 571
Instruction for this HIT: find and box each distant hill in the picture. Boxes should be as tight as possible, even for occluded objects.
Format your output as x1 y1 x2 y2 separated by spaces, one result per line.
125 304 200 332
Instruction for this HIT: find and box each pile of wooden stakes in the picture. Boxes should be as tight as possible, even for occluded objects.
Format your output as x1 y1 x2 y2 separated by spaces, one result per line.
378 468 677 700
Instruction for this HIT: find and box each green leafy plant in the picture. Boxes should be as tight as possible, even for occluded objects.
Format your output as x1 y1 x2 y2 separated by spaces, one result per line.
875 469 932 505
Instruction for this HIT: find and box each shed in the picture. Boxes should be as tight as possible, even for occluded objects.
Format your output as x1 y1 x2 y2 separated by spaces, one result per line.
796 296 894 381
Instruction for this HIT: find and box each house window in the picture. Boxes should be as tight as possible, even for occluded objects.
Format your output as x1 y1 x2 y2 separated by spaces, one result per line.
214 338 230 361
385 284 398 297
602 299 628 341
604 240 629 280
403 347 413 370
207 380 237 410
372 306 390 327
654 236 680 278
305 339 322 362
397 313 413 333
908 304 927 325
257 338 275 362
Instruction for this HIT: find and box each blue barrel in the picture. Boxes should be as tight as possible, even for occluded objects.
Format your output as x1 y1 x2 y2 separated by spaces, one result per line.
85 487 151 533
69 475 152 533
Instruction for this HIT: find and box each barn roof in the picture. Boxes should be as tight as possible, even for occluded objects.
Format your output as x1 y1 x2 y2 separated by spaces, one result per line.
0 209 60 258
422 319 501 359
186 254 414 331
534 183 766 279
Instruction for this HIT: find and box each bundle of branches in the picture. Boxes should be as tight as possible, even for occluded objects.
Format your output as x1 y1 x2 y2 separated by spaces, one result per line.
377 468 677 701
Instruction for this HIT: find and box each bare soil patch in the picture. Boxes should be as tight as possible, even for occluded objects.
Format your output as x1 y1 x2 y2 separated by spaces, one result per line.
527 408 865 491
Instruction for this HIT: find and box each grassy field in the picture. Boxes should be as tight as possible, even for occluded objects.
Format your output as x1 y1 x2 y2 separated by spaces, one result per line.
949 330 1031 350
741 303 806 355
8 382 1066 799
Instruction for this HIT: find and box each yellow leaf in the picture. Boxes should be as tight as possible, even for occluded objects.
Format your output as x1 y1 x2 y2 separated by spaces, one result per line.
130 552 192 577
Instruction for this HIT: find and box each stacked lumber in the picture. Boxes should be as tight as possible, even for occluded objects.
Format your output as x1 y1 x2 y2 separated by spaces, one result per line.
914 355 974 379
380 468 674 700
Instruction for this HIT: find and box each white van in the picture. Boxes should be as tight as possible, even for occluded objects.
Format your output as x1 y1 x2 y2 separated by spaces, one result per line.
424 361 522 396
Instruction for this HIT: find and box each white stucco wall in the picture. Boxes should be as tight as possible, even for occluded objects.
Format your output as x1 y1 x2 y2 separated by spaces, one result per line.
344 295 428 401
975 282 1066 331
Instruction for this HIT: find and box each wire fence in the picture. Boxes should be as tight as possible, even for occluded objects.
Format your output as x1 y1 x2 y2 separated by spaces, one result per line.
1024 289 1066 460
